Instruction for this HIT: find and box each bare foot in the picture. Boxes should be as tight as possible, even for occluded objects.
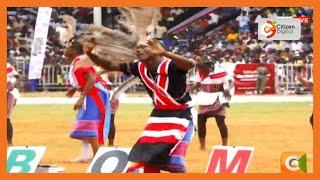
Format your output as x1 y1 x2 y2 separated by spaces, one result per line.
70 157 92 163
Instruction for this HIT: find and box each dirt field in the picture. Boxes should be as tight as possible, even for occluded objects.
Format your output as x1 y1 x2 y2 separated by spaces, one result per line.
11 103 313 173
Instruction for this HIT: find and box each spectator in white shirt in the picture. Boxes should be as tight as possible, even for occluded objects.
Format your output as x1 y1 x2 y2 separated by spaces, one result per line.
236 11 250 33
291 41 303 52
255 14 262 23
175 8 184 16
284 41 291 50
208 12 219 25
170 8 184 16
267 11 278 18
167 16 175 23
170 8 177 16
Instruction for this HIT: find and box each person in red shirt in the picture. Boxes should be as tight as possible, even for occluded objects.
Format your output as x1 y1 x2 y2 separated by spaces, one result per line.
64 38 112 162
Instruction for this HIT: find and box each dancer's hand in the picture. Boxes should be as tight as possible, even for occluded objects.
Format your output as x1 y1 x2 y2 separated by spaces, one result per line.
66 88 77 98
85 38 96 54
74 96 85 110
223 90 231 100
147 39 165 56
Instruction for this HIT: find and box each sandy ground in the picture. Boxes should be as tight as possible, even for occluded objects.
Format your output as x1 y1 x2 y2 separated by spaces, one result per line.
11 102 313 173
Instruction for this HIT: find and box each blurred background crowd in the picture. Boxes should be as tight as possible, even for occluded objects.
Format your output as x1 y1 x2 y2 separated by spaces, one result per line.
7 7 313 93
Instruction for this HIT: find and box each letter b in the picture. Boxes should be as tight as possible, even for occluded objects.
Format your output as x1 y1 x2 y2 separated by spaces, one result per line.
7 150 36 173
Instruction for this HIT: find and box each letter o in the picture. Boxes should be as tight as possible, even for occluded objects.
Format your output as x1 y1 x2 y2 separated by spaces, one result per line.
90 150 128 173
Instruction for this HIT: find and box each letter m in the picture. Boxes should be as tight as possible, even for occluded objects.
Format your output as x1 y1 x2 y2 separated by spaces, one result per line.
206 146 254 173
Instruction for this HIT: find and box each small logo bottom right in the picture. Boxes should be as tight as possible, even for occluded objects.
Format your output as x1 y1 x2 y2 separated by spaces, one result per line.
281 152 307 173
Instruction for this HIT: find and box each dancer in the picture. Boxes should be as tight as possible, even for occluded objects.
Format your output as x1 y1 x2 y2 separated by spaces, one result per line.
64 38 111 162
189 61 233 149
7 63 20 145
86 38 196 173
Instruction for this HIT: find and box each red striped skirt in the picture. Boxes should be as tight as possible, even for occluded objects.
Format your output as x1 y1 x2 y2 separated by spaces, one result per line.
128 108 194 172
199 98 227 117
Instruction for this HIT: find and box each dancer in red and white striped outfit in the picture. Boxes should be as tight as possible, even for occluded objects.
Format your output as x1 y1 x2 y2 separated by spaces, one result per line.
189 61 233 149
86 39 196 173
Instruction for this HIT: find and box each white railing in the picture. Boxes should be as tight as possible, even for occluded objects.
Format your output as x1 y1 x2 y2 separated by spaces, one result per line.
14 63 313 94
275 63 313 95
35 65 71 91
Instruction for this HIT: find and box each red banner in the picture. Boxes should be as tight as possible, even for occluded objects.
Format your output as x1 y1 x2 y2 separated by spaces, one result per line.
233 64 275 95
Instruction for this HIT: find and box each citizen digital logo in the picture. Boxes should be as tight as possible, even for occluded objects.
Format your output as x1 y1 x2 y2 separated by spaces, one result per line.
258 18 301 40
276 24 296 35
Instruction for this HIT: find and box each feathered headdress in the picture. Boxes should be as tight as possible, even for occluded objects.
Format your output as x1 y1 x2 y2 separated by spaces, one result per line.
59 8 161 65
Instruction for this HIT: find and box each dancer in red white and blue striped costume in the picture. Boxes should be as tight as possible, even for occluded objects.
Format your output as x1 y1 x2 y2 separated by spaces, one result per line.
87 38 196 173
64 38 111 161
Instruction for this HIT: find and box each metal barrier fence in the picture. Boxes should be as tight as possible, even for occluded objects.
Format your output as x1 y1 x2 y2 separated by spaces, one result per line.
13 63 313 94
275 63 313 95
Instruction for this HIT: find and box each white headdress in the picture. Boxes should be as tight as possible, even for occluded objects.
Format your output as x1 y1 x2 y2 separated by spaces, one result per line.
59 8 161 65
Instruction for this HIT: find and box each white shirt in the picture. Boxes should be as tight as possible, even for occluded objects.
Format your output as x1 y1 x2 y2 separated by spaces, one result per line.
220 62 236 78
176 8 184 15
236 15 250 27
208 12 219 24
255 15 262 23
170 9 178 15
214 41 223 49
268 12 277 18
195 68 232 105
291 42 303 52
167 16 174 22
276 64 285 78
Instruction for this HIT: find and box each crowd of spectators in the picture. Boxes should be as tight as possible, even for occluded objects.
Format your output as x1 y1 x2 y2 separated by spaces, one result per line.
162 7 313 69
7 7 313 92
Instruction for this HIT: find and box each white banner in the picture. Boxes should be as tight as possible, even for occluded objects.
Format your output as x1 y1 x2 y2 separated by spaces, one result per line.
7 146 46 173
28 7 52 80
93 7 102 26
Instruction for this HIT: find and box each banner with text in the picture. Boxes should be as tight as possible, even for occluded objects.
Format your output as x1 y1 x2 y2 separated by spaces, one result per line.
234 64 275 95
28 7 52 80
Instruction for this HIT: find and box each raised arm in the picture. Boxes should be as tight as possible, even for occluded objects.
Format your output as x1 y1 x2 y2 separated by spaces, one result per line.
148 39 195 71
162 51 195 71
86 49 121 71
85 39 121 71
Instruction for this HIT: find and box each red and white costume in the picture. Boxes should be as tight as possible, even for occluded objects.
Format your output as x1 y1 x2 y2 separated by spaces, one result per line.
7 63 20 119
195 67 232 116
